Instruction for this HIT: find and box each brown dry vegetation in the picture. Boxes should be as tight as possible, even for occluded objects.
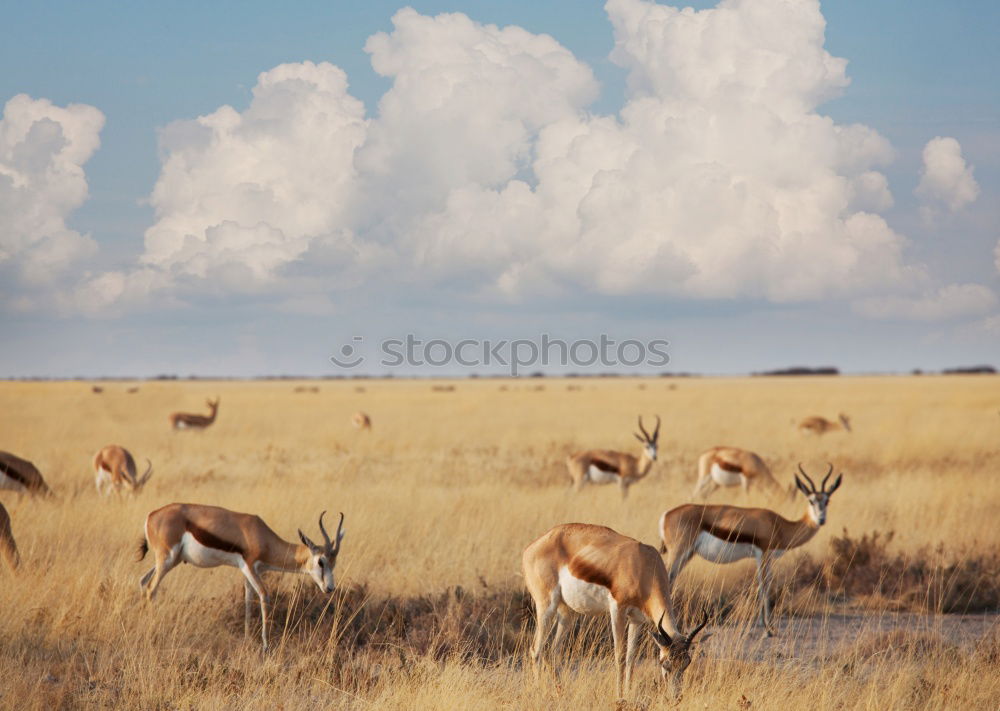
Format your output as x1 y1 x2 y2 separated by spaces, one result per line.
1 376 999 709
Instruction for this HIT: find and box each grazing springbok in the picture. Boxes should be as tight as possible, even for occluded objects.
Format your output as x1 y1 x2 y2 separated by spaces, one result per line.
0 502 19 571
93 445 153 495
565 416 660 498
351 411 371 431
798 413 851 435
169 397 220 430
692 446 791 500
0 451 51 497
523 523 709 699
660 464 842 637
137 503 345 650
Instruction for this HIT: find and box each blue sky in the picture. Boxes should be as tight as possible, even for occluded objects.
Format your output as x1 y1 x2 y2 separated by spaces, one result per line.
1 0 998 376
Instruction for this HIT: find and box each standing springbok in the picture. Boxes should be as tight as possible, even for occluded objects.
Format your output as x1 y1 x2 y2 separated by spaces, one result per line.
798 413 851 435
93 445 153 495
0 502 19 571
0 450 51 497
137 503 345 650
523 523 709 699
692 446 791 500
351 411 371 431
565 416 660 498
660 463 842 637
169 397 220 430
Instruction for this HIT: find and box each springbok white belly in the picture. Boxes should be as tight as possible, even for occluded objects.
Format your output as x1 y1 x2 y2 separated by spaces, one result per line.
179 532 243 569
586 465 619 485
710 464 744 487
693 531 758 564
95 467 113 491
558 566 613 615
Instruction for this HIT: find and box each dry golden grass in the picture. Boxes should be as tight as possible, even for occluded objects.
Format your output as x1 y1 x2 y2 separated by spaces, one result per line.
1 376 999 709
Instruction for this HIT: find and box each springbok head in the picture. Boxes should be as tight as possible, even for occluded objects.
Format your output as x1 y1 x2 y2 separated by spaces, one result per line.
634 414 661 461
130 459 153 493
795 463 843 526
298 511 345 594
207 397 220 412
650 611 710 697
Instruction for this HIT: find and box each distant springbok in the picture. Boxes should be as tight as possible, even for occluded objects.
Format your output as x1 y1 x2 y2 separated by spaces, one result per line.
692 446 790 500
137 503 345 650
93 445 153 495
798 413 851 435
0 502 19 571
0 451 51 497
351 411 371 431
565 416 660 498
169 397 220 430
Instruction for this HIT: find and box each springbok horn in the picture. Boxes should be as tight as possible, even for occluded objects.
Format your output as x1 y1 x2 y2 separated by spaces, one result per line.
653 414 661 439
638 416 651 441
655 611 672 644
139 458 153 486
687 610 710 642
797 463 817 492
318 510 332 549
820 462 834 491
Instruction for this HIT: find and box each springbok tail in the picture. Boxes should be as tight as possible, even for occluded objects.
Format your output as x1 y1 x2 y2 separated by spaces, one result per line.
136 537 149 562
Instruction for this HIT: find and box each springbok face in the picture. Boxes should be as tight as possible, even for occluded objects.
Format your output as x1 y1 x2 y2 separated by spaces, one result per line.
298 511 345 594
651 612 708 697
634 414 661 461
839 413 852 432
795 463 843 526
129 458 153 493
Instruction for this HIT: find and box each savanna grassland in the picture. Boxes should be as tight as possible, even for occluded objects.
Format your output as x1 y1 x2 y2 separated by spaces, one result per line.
1 376 999 710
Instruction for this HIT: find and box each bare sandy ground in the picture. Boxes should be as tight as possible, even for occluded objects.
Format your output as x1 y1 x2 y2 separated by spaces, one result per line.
698 612 999 665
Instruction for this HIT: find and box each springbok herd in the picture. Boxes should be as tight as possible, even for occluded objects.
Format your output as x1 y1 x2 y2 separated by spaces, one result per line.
0 394 855 700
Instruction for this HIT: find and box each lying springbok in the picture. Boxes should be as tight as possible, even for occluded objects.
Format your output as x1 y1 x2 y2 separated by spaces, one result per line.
523 523 709 699
169 397 220 430
565 416 660 498
351 411 371 431
660 463 842 637
692 446 791 500
798 413 851 435
93 445 153 495
0 502 19 571
0 451 51 497
137 503 345 650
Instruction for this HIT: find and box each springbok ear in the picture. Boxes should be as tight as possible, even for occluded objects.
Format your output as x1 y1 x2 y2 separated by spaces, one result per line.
826 473 843 495
337 529 346 544
794 475 811 496
298 530 316 550
634 432 645 443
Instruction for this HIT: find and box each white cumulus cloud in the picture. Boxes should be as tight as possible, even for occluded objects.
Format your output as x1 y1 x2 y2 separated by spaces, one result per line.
0 94 104 303
915 136 979 211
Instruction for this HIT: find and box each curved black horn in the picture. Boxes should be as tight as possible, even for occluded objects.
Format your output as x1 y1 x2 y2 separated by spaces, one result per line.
797 463 817 491
138 458 153 486
651 611 672 645
652 415 661 441
687 610 710 643
333 511 345 553
820 462 834 492
637 415 650 441
317 510 332 549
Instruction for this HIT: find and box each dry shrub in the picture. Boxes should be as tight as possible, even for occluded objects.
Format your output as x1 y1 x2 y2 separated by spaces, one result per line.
796 528 1000 613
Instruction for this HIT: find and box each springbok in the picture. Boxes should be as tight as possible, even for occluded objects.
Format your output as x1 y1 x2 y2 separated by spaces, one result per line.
565 416 660 498
798 413 851 435
0 502 19 571
692 446 791 500
169 397 220 430
351 411 371 431
93 445 153 495
523 523 709 699
137 503 345 650
0 451 51 497
660 463 842 637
